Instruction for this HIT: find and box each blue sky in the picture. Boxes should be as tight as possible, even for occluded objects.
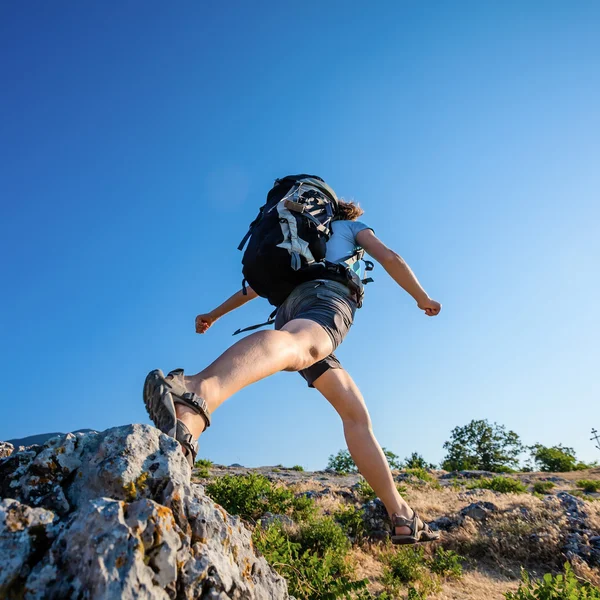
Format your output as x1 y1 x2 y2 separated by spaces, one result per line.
1 1 599 469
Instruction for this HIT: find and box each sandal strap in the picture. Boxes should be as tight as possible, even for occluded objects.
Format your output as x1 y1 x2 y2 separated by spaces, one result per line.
175 420 198 468
166 369 211 431
392 511 420 536
174 392 211 430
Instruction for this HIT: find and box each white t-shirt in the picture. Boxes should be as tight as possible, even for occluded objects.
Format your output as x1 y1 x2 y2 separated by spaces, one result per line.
325 220 373 277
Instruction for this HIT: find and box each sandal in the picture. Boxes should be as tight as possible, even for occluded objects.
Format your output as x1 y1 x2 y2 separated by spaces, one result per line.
390 511 440 545
143 369 211 467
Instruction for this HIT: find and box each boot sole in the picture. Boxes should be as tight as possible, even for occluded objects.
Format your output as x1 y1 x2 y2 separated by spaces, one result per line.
143 370 177 438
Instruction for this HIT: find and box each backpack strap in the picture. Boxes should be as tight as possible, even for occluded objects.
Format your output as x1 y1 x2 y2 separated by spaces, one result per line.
233 308 278 336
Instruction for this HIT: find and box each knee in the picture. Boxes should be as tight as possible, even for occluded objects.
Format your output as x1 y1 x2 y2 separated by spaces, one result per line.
279 332 328 371
342 409 372 430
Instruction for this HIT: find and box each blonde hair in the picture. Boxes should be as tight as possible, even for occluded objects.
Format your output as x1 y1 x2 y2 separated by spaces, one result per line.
337 200 364 221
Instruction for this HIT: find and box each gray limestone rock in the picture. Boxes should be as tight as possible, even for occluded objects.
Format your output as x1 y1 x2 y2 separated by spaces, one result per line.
0 424 289 599
0 442 14 459
460 501 498 521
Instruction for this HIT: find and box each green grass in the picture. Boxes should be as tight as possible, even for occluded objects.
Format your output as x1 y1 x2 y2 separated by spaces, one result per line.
194 458 213 477
467 476 527 494
291 465 305 472
427 547 464 579
532 481 555 494
355 478 377 503
576 479 600 493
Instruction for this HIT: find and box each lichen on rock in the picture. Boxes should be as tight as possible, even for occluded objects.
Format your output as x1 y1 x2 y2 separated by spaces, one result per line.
0 424 289 599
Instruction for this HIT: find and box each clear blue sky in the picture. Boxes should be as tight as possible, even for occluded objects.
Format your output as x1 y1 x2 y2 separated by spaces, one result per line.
2 2 599 469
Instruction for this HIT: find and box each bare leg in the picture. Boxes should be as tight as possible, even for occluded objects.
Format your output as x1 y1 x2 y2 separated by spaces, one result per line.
313 367 413 536
176 319 333 437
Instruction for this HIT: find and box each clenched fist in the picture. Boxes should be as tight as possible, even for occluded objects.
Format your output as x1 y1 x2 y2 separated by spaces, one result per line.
417 298 441 317
195 313 216 334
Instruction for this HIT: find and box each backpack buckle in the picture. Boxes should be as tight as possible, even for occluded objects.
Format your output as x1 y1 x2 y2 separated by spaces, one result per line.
284 199 305 213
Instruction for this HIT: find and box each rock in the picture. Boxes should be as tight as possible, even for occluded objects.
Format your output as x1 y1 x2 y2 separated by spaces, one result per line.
362 498 391 542
460 502 498 521
0 499 60 597
0 442 14 459
440 470 496 480
0 424 289 599
429 516 458 531
259 512 295 529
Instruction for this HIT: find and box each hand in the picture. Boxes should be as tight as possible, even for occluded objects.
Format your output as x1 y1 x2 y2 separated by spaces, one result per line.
195 313 217 334
417 298 441 317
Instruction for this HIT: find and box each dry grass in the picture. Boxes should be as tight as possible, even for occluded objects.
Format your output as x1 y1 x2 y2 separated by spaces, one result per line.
202 467 600 598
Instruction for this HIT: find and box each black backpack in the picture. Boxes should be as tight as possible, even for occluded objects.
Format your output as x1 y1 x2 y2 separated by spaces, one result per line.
238 174 342 307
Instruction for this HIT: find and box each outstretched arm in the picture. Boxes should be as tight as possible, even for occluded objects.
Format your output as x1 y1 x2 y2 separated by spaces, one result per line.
356 229 441 316
196 287 259 333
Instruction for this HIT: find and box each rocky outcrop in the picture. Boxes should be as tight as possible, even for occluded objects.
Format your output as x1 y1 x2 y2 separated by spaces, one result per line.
0 424 289 600
0 441 14 459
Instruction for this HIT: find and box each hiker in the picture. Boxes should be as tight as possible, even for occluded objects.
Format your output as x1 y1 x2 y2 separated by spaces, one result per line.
144 175 441 544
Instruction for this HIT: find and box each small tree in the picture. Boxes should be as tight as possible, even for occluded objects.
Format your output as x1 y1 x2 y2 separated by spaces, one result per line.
327 447 402 473
404 452 435 470
529 444 588 472
442 419 523 472
326 449 357 474
383 448 403 470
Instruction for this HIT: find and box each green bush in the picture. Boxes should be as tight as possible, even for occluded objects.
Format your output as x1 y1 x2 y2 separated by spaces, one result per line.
327 449 358 475
404 452 435 470
355 478 377 502
333 505 366 541
205 473 315 522
468 476 527 494
293 515 350 558
405 468 441 489
505 563 600 599
291 465 305 472
383 448 403 471
382 546 440 598
382 546 426 584
194 458 213 477
253 522 368 600
532 481 555 494
577 479 600 493
427 547 464 579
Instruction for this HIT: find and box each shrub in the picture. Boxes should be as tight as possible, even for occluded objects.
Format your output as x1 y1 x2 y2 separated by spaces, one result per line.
293 515 350 558
194 458 213 477
577 480 600 493
468 476 527 494
253 522 369 600
404 452 435 470
533 481 555 494
327 449 357 475
383 448 403 471
383 546 426 584
327 447 402 474
428 547 464 579
333 505 366 541
382 546 439 597
291 465 305 472
505 563 600 599
529 444 583 472
405 468 441 489
205 473 315 522
442 419 523 472
355 478 377 502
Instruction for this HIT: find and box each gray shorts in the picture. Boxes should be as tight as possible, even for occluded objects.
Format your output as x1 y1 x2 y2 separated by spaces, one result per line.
274 279 357 387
